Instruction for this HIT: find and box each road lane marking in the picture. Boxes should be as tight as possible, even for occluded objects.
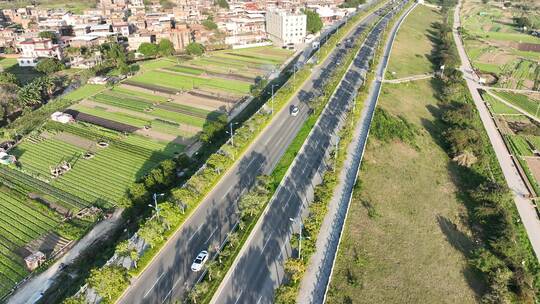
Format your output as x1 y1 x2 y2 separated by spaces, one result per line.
204 227 219 245
261 231 274 252
144 272 165 298
233 289 244 304
188 224 204 243
256 295 263 304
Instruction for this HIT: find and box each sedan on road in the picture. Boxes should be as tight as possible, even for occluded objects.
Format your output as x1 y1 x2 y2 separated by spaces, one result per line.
191 251 209 272
290 105 299 116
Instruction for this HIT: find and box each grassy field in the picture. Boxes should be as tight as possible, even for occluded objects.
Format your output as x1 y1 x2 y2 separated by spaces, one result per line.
328 7 481 302
328 80 480 304
0 57 42 84
386 5 440 78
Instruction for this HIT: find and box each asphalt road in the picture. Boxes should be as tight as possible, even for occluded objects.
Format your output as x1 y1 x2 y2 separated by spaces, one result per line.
116 4 389 304
210 2 409 304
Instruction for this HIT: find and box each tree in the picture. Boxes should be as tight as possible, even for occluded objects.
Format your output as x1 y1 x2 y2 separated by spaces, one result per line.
239 192 261 218
18 82 42 106
284 258 305 284
87 266 130 301
202 18 218 30
38 31 57 43
0 83 19 122
35 58 64 74
138 42 158 57
305 10 323 34
158 39 175 57
214 0 229 9
186 42 205 56
200 113 227 143
139 219 166 248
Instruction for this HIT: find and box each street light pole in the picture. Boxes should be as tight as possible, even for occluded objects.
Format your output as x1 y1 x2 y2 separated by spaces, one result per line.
227 122 239 146
149 193 164 218
271 84 277 114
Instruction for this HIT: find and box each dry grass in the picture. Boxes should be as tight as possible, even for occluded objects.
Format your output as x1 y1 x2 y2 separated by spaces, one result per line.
327 80 484 304
385 5 441 78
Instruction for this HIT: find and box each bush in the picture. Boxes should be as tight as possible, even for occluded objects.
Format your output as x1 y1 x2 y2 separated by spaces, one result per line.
186 42 205 56
36 58 65 74
137 42 158 57
371 107 416 145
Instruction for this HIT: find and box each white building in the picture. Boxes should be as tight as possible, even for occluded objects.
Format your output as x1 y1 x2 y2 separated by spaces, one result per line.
16 38 63 67
265 9 306 46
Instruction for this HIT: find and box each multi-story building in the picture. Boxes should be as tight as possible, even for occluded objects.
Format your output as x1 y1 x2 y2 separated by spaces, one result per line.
265 9 306 46
16 38 63 67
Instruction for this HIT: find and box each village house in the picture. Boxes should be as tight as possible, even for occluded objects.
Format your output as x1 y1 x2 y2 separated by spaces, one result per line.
16 37 63 67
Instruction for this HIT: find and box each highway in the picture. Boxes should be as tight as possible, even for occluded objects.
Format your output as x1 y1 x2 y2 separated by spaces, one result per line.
116 3 391 304
210 2 409 304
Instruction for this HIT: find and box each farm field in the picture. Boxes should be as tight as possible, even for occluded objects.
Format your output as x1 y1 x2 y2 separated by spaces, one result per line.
0 186 85 300
0 45 292 299
9 121 183 209
460 0 540 89
483 92 522 115
492 91 540 119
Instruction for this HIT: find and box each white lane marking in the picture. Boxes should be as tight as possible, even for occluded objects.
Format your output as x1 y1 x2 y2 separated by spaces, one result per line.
144 272 165 298
261 231 275 252
204 226 219 245
256 295 263 304
233 289 244 304
188 224 204 243
161 274 183 304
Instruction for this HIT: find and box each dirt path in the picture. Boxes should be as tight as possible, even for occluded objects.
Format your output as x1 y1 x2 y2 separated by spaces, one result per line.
383 73 433 83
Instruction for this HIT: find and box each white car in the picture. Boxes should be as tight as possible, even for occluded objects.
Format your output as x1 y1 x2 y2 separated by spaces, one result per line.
290 105 299 117
191 250 209 272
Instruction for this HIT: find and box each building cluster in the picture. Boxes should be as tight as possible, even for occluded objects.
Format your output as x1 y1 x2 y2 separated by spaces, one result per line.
0 0 356 68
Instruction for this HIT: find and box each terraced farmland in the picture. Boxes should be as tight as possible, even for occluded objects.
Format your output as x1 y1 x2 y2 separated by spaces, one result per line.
0 188 66 300
0 45 293 299
9 122 183 209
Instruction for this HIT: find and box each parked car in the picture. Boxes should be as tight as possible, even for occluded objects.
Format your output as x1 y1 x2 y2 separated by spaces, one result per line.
191 250 209 272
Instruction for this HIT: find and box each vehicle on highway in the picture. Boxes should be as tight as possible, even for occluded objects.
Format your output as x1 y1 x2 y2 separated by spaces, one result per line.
190 251 209 272
290 105 299 116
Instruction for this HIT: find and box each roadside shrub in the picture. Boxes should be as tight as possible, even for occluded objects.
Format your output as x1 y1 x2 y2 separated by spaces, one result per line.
371 107 417 145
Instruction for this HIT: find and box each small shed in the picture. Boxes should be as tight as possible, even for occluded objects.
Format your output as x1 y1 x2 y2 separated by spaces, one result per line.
50 112 74 124
24 251 46 271
0 152 16 165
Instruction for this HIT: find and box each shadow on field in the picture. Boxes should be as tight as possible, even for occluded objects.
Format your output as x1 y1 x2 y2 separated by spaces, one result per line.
437 215 486 298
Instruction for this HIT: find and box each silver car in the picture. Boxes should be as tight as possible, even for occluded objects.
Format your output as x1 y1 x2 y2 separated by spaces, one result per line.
290 105 299 117
191 250 209 272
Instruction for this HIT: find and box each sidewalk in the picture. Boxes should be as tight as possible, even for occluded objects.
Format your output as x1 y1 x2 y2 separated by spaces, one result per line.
296 3 418 304
7 209 124 304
